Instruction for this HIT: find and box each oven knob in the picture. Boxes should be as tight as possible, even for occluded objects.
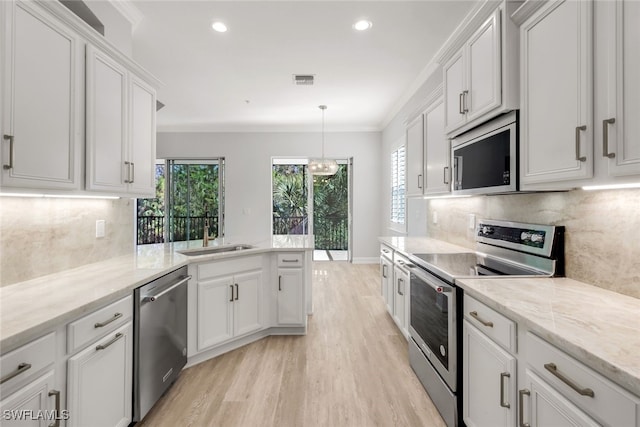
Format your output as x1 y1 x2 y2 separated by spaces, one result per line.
521 232 531 241
531 234 543 243
440 345 446 357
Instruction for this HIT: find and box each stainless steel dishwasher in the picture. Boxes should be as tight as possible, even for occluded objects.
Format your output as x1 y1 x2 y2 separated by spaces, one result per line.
133 266 190 422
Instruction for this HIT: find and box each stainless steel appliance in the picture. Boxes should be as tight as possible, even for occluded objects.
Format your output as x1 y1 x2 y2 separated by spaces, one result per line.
452 111 518 195
133 266 190 422
406 219 564 426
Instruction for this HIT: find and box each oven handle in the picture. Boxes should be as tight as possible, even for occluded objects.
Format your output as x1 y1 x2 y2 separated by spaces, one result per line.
406 264 452 293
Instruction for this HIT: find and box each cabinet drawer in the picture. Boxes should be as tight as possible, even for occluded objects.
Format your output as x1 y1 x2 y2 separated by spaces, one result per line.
526 332 640 426
67 295 132 354
277 253 303 268
380 244 393 261
464 295 516 353
198 256 262 280
0 332 55 398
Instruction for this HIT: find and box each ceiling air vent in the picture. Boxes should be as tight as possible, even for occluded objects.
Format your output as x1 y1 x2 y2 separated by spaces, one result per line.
293 74 315 86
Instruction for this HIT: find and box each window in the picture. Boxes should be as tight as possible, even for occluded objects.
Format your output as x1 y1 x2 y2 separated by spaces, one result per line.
137 159 225 245
391 146 406 225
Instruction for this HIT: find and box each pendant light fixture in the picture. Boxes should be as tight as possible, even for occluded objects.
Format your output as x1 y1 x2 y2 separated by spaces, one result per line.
308 105 339 176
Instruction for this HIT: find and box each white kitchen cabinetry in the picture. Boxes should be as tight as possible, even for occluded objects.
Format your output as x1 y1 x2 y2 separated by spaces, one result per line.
463 296 517 427
1 0 82 191
380 245 393 314
86 45 156 197
519 0 593 186
195 258 263 352
0 371 59 427
595 0 640 179
405 115 424 197
276 253 305 326
67 322 133 427
423 97 450 195
392 253 410 338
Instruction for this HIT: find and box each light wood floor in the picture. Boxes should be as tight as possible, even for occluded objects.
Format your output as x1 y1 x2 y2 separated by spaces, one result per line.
138 262 445 427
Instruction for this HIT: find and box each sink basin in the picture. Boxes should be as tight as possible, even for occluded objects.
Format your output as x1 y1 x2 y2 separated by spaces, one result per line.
178 244 254 256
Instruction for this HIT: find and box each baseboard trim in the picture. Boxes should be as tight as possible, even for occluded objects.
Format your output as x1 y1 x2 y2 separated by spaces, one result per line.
352 257 379 264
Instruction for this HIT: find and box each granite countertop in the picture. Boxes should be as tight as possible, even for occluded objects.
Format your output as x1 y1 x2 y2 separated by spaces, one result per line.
379 236 471 255
457 277 640 397
0 235 313 353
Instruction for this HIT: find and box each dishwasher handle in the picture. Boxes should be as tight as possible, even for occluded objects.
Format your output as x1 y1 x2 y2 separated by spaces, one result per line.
143 275 191 303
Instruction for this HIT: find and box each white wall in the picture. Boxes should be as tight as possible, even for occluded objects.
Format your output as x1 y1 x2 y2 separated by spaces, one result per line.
86 1 133 56
157 132 382 262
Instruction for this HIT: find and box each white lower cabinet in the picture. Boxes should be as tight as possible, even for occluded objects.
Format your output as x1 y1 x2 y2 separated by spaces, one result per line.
0 370 60 427
391 254 410 338
66 322 133 427
521 369 599 427
463 314 516 427
277 268 304 326
380 246 394 314
197 270 262 351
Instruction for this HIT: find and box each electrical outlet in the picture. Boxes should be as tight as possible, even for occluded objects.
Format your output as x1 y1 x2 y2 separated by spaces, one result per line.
468 214 476 230
432 211 438 225
96 220 105 238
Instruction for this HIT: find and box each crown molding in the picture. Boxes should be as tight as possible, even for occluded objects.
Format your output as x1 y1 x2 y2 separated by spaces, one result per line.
108 0 144 29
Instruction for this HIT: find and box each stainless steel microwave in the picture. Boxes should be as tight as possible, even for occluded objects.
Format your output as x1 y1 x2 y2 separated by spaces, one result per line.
451 111 518 195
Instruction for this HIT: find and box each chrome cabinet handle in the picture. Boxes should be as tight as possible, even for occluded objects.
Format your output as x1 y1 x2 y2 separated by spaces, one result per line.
96 332 123 351
462 90 469 113
500 372 511 408
143 275 191 303
130 162 135 183
234 283 239 300
282 259 299 263
443 166 449 185
124 161 132 183
229 284 234 302
418 174 423 189
48 389 61 427
0 362 32 384
602 118 616 158
278 275 282 291
519 389 530 427
575 125 587 162
94 312 122 328
459 92 464 115
3 134 14 170
544 363 594 397
469 311 494 327
382 264 387 278
398 278 404 296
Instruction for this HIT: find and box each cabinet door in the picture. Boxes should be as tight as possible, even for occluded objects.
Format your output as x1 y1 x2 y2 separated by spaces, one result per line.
197 276 234 350
520 0 593 185
602 0 640 177
405 115 424 197
521 370 599 427
443 50 466 133
1 1 81 190
463 320 516 427
233 271 262 337
277 268 304 325
86 45 128 193
467 9 501 122
423 98 450 195
380 257 393 314
0 370 57 427
128 75 156 196
392 266 408 334
67 322 133 427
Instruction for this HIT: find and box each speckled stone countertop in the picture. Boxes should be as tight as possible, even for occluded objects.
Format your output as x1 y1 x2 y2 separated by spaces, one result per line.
457 277 640 397
0 235 313 353
379 236 471 255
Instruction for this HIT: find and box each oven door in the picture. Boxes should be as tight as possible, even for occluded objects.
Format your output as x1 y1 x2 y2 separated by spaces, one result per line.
408 265 457 391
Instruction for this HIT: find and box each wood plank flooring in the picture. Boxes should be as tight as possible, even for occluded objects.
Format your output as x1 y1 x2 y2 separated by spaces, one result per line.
138 262 445 427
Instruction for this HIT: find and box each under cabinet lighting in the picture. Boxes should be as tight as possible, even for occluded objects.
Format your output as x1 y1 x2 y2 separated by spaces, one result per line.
0 193 120 200
423 194 473 200
582 183 640 191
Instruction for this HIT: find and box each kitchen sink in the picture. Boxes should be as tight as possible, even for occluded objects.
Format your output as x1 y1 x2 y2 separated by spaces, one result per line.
178 244 254 256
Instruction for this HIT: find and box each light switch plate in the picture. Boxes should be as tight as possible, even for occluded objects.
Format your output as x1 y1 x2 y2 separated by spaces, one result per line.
432 211 438 225
96 220 105 238
468 214 476 230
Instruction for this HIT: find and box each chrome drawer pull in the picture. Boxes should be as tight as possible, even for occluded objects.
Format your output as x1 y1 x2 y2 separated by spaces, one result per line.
602 118 616 158
282 259 299 263
469 311 494 327
278 275 282 291
48 389 61 427
500 372 511 408
3 134 14 170
96 333 123 351
544 363 595 397
94 312 122 328
519 389 530 427
0 362 32 384
444 166 449 185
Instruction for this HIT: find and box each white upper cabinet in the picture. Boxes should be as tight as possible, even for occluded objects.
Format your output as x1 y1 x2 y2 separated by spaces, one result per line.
1 0 82 191
519 0 593 187
595 0 640 179
86 45 157 197
423 97 450 195
440 3 519 137
405 114 424 197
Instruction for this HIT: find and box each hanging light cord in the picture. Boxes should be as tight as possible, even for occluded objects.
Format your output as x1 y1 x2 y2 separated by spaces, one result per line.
320 105 327 160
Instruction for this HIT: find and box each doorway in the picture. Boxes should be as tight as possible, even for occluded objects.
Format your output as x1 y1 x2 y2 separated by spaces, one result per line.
272 158 352 261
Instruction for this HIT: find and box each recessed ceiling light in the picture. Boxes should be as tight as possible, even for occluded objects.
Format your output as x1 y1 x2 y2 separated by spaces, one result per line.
211 22 227 33
353 20 372 31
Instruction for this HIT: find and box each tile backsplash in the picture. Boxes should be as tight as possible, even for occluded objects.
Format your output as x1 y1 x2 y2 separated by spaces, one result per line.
426 188 640 299
0 197 134 286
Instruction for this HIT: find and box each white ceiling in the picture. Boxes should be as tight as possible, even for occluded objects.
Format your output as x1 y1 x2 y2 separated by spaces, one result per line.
131 1 476 132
